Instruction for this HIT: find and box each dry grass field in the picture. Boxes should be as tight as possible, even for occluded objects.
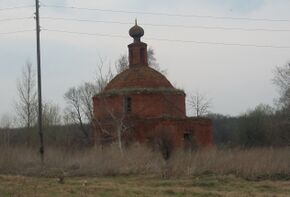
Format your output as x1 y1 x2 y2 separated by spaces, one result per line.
0 145 290 196
1 174 290 197
1 145 290 178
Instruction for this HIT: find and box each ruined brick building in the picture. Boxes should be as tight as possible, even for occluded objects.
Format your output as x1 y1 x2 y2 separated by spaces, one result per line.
93 21 214 149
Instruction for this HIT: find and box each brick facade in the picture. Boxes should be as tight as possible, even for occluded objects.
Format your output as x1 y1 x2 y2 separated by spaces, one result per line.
93 22 214 148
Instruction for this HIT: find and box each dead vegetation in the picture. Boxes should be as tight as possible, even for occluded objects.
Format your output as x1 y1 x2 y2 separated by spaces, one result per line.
1 173 290 197
0 145 290 180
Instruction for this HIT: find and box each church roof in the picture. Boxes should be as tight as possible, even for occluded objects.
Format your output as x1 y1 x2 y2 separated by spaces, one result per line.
105 66 174 91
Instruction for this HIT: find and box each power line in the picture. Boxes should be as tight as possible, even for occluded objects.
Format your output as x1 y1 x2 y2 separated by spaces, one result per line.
0 17 33 23
41 17 132 25
0 5 34 12
147 37 290 49
43 29 128 38
42 5 290 23
41 16 290 33
43 29 290 49
0 29 34 35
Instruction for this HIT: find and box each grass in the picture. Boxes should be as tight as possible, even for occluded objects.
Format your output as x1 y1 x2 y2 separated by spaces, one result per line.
0 145 290 179
1 145 290 196
0 174 290 197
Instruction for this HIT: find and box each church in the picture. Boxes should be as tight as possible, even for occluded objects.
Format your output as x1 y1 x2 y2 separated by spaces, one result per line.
93 21 213 149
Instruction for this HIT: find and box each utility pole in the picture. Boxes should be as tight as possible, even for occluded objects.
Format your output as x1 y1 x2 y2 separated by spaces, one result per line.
35 0 44 164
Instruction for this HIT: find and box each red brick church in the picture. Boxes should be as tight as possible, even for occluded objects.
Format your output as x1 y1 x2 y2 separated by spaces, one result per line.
93 21 213 148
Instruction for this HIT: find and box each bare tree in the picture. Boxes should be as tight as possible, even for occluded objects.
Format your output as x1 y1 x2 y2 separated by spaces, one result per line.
96 58 113 92
64 82 98 129
273 62 290 109
115 54 128 74
147 47 166 74
42 101 62 126
274 62 290 92
273 62 290 145
188 91 211 117
64 59 112 138
64 87 89 138
79 82 98 123
15 61 37 129
106 109 128 155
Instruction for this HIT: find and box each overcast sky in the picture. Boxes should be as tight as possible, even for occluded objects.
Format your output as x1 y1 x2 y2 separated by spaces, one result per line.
0 0 290 120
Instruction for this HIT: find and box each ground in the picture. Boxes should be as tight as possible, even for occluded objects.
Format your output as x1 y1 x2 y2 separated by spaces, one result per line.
0 175 290 197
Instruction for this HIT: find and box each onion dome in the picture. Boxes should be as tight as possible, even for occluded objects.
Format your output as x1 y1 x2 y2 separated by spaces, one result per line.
129 19 144 42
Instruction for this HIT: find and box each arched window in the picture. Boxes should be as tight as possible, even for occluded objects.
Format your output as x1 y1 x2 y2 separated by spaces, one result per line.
140 48 145 64
129 49 133 64
124 96 132 113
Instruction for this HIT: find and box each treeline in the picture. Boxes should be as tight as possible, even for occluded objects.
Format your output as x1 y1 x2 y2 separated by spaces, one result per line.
1 103 289 148
212 105 289 147
0 124 94 148
213 62 290 147
0 107 288 148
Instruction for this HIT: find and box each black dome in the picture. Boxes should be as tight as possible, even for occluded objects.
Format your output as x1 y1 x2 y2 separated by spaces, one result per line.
129 20 144 42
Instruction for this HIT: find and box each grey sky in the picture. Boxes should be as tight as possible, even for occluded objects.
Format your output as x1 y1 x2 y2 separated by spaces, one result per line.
0 0 290 119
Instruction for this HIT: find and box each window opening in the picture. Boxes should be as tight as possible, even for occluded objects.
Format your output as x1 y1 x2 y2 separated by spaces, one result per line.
124 97 132 113
140 48 145 64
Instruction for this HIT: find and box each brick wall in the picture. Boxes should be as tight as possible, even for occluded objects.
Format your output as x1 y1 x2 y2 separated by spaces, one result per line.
93 90 214 148
93 91 186 120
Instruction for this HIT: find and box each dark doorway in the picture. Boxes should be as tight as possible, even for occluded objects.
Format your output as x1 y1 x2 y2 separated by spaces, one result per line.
184 132 198 150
